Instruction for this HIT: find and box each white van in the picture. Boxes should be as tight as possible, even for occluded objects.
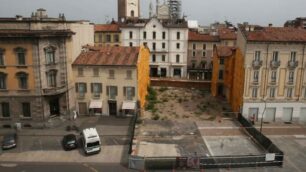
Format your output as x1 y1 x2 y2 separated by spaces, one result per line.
81 128 101 155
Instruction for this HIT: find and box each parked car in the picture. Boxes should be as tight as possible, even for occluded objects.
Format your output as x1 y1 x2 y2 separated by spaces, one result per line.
62 134 78 151
2 133 17 150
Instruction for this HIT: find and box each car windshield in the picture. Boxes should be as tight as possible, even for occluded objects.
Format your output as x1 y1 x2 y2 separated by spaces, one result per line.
86 141 99 148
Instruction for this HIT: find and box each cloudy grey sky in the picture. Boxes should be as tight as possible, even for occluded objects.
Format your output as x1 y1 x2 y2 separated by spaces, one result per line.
0 0 305 26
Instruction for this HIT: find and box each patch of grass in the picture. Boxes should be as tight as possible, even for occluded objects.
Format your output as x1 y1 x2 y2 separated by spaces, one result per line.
161 97 169 102
146 87 158 111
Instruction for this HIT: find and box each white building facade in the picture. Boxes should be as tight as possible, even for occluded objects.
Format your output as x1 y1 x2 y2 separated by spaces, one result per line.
121 17 188 78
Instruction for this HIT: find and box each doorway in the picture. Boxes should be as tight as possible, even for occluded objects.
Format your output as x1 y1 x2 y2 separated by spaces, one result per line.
218 85 224 96
49 98 60 115
150 67 158 77
160 68 167 77
108 101 117 116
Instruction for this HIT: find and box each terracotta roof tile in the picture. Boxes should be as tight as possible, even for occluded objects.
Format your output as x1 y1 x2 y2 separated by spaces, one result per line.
216 46 235 57
73 46 140 66
188 31 219 42
0 29 74 37
245 27 306 42
94 24 120 32
218 28 237 40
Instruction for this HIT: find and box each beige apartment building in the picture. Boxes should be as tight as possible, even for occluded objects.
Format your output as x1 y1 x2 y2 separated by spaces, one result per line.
0 9 93 127
237 24 306 123
94 23 121 47
72 46 150 116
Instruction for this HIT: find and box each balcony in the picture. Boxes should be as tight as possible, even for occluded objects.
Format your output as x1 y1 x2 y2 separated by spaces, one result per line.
287 61 298 69
270 61 281 69
42 86 67 96
251 80 259 86
252 60 263 69
287 80 294 86
269 79 277 85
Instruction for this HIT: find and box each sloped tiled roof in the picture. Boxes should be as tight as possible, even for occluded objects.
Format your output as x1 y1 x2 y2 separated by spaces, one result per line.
218 28 237 40
245 27 306 43
73 46 140 66
188 31 220 42
94 24 120 32
216 46 235 57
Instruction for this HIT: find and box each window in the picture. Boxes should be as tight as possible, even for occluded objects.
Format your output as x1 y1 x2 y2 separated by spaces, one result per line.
289 71 294 83
220 58 225 65
131 10 134 17
153 31 156 39
192 63 195 68
290 51 296 62
46 70 57 87
218 70 224 80
129 42 133 47
162 55 166 62
270 87 275 98
91 83 102 97
0 49 5 66
45 50 55 64
129 31 133 39
0 102 10 118
78 68 84 76
143 31 147 39
152 42 156 50
176 43 180 49
252 88 258 98
124 86 135 100
22 102 31 118
255 51 261 61
192 51 196 57
162 32 166 39
107 86 118 100
0 72 6 89
271 71 277 82
272 51 279 61
192 44 196 49
202 51 206 57
15 47 26 65
98 34 103 43
253 71 259 82
126 70 132 79
93 68 99 77
203 44 206 50
16 72 28 89
287 88 293 98
114 34 120 42
75 82 87 97
152 54 156 62
176 54 180 63
162 42 166 49
106 34 111 42
177 32 180 40
201 61 206 68
109 70 115 79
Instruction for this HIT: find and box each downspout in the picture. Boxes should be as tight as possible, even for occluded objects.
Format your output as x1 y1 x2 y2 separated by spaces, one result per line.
64 38 70 118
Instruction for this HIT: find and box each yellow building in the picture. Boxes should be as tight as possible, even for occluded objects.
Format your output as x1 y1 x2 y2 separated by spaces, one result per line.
72 45 150 116
237 24 306 123
94 23 121 47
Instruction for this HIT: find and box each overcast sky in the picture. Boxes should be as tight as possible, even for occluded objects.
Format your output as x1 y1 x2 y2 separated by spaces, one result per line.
0 0 305 26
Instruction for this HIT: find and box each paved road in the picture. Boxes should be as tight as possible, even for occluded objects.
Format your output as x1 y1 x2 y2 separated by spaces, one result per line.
0 162 136 172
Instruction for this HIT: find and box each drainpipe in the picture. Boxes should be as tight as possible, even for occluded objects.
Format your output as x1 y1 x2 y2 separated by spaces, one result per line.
63 38 70 119
260 43 269 133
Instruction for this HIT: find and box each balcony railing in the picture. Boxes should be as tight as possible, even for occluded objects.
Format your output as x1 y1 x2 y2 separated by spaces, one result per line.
270 61 281 69
287 80 294 85
252 60 263 69
287 61 298 69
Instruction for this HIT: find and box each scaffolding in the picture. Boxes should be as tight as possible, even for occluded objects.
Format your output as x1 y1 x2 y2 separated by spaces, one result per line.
168 0 181 19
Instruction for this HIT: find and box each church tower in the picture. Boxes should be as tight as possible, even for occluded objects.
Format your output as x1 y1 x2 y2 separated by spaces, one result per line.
118 0 140 22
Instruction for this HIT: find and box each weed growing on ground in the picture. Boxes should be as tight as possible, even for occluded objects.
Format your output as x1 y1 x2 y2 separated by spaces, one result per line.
159 87 168 92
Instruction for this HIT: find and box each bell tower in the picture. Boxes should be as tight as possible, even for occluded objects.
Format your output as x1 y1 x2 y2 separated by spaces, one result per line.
118 0 140 22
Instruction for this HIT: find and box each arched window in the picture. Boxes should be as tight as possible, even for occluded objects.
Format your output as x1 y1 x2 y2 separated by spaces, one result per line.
131 10 135 17
0 48 5 66
44 46 56 65
14 47 26 65
0 72 7 89
46 70 57 87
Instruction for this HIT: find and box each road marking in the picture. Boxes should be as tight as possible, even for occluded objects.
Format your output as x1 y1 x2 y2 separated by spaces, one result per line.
0 163 18 167
82 163 98 172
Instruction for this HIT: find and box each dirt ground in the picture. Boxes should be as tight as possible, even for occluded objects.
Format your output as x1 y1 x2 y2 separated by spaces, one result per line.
143 87 233 121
